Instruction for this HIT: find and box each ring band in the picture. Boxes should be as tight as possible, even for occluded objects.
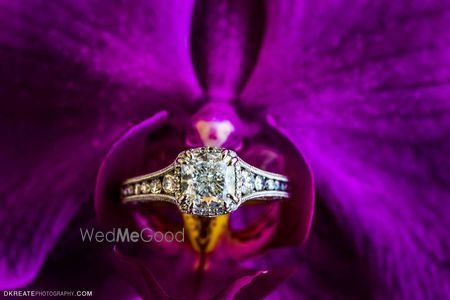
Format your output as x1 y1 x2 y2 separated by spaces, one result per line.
121 147 289 217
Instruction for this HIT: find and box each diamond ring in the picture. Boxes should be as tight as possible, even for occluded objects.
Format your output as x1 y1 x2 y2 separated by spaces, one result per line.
121 147 289 217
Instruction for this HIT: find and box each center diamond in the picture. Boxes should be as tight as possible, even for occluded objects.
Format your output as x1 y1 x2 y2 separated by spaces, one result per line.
176 147 239 216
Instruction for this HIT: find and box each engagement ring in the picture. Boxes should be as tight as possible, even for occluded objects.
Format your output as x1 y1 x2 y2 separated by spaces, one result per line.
121 147 289 217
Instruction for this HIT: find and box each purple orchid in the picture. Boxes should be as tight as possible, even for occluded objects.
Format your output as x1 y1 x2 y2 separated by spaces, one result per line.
1 0 450 299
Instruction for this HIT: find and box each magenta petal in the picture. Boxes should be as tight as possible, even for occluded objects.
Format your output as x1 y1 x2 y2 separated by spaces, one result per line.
191 0 264 100
0 69 136 288
213 267 296 300
240 1 450 298
242 0 450 109
0 125 119 288
220 121 314 259
113 247 175 300
95 111 174 230
0 0 201 94
264 116 315 248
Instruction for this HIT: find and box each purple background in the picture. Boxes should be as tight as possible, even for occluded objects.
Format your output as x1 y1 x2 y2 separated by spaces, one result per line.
0 0 449 299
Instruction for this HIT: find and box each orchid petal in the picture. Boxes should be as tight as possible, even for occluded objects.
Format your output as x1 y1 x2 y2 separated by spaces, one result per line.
0 0 201 94
213 267 296 300
191 0 264 100
113 247 176 300
241 0 450 297
226 127 314 257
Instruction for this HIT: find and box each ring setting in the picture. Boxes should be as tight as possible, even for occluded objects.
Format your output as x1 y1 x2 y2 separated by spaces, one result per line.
121 147 289 217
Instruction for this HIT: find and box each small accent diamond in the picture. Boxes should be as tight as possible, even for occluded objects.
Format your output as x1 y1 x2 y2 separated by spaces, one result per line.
134 183 141 195
179 198 191 211
254 176 264 191
149 179 162 194
140 182 151 194
122 185 134 197
265 179 275 190
163 174 176 193
240 170 254 194
273 180 280 191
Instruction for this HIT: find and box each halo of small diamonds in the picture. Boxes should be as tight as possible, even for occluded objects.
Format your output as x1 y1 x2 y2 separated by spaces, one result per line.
174 147 240 216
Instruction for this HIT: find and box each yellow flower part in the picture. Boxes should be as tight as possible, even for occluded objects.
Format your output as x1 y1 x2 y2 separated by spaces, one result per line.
182 213 229 254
